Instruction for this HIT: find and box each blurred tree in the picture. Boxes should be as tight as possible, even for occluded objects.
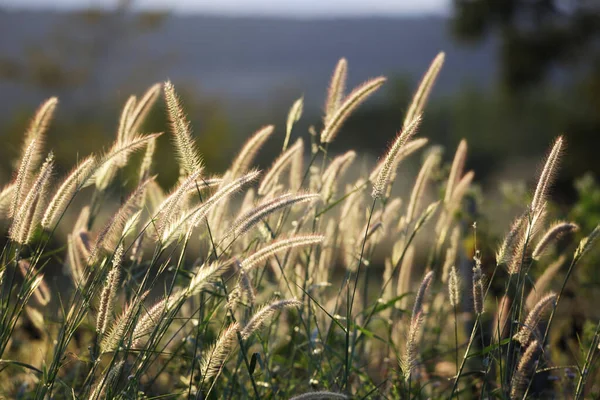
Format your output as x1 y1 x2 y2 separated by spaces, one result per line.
452 0 600 91
452 0 600 186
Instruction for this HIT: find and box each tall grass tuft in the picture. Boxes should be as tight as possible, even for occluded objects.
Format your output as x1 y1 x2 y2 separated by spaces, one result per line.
0 53 597 400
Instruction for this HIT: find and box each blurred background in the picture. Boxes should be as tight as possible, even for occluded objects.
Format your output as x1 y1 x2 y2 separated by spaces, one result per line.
0 0 599 204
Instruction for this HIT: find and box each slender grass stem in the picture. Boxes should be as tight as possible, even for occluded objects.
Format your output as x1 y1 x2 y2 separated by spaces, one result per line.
450 313 481 398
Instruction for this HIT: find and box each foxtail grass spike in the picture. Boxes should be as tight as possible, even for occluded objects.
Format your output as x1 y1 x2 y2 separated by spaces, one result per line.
164 80 203 176
324 58 348 124
531 136 563 214
403 52 444 129
230 125 274 178
240 299 301 339
472 252 485 314
532 221 578 260
321 76 386 144
514 292 556 346
372 116 422 199
284 97 304 151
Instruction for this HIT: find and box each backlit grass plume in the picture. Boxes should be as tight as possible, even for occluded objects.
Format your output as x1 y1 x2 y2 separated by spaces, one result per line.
10 152 54 244
324 57 348 124
164 80 203 176
531 136 563 215
229 125 274 179
403 52 445 128
320 76 386 144
227 193 319 239
200 322 240 381
240 299 302 339
372 116 422 199
241 235 324 272
514 292 556 346
404 271 434 381
42 156 96 230
259 138 304 196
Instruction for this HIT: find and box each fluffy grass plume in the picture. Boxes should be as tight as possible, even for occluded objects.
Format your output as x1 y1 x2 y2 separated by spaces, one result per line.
372 116 422 199
164 80 203 176
240 299 302 339
403 52 445 128
229 125 274 179
514 292 557 346
324 57 348 124
320 76 386 144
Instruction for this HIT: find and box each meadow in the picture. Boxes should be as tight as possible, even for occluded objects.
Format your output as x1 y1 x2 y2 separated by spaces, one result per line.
0 52 598 399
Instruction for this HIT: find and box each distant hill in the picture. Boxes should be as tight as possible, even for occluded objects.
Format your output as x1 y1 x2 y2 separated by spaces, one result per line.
0 10 498 118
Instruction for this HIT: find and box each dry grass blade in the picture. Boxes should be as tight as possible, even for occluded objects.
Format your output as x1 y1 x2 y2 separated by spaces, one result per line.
496 213 527 266
186 261 230 296
116 95 137 166
138 136 157 182
472 253 485 314
574 224 600 260
448 266 460 307
132 297 168 347
18 260 51 306
397 245 415 310
442 227 460 283
153 169 204 236
526 255 565 309
412 270 434 320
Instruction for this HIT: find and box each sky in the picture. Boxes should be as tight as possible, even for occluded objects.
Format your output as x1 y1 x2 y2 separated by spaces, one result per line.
1 0 450 16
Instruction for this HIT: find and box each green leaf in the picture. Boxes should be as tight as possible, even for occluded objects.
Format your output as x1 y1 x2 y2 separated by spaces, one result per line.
364 293 412 316
249 352 260 375
468 338 511 358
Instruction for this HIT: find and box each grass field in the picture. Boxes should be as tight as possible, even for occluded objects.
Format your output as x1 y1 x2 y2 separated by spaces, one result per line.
0 52 598 399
